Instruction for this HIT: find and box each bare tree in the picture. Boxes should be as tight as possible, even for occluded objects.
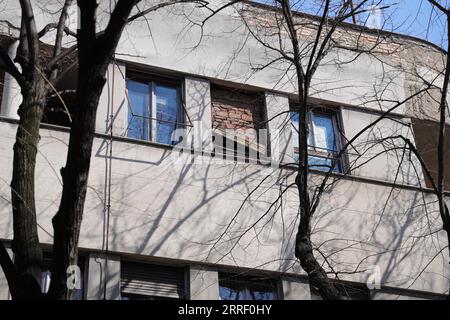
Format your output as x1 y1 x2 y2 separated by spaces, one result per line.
204 0 450 300
250 0 386 300
1 0 448 301
0 0 76 299
0 0 217 300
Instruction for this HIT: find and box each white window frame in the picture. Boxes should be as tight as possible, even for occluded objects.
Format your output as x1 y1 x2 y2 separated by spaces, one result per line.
126 78 185 145
292 107 345 173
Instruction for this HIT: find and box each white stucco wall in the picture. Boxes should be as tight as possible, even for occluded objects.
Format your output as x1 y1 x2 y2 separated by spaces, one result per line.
0 119 447 295
282 277 311 300
189 265 220 300
96 63 129 136
0 246 12 300
0 41 21 119
265 93 294 164
85 253 121 300
341 107 425 185
0 0 448 299
1 0 409 117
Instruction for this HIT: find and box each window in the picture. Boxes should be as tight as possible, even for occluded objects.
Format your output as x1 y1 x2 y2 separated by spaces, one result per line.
126 78 184 145
210 85 268 163
120 261 186 300
291 109 343 173
42 91 76 127
42 74 77 127
219 273 280 300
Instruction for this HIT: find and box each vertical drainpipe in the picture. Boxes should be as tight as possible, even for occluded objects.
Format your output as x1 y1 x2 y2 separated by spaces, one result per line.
0 40 21 119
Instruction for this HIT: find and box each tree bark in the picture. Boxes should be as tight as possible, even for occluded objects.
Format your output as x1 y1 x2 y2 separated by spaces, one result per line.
48 1 106 297
10 79 47 299
278 0 342 299
48 66 105 299
48 0 138 300
293 87 342 300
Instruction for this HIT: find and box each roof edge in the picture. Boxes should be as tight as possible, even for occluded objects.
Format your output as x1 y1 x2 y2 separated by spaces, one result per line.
241 0 446 54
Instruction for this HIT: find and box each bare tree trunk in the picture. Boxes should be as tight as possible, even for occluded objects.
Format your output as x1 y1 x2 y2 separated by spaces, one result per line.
49 68 105 299
279 0 342 299
48 0 137 300
10 81 47 299
294 86 341 300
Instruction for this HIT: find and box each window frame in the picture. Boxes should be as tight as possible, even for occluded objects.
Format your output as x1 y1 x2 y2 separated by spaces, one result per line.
119 260 188 300
291 106 346 173
218 272 282 300
125 73 185 145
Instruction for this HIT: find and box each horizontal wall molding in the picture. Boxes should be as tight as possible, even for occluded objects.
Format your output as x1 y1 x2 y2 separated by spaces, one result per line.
0 116 448 196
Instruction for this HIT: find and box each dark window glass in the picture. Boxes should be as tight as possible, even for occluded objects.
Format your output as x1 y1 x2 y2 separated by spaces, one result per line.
42 92 76 127
219 273 279 300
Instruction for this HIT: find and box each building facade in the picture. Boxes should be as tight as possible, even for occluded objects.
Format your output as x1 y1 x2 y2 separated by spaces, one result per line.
0 0 449 300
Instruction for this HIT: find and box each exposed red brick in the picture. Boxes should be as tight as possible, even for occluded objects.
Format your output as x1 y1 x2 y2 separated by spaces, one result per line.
229 112 241 120
215 110 228 118
211 85 265 131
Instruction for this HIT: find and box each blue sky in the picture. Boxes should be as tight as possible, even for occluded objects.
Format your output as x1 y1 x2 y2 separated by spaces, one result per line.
256 0 449 49
385 0 448 48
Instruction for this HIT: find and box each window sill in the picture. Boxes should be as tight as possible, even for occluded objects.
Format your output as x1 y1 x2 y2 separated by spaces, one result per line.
0 116 445 195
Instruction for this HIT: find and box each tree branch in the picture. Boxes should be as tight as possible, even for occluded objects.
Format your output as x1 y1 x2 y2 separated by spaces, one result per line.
0 47 25 87
19 0 39 67
0 241 18 298
37 23 77 39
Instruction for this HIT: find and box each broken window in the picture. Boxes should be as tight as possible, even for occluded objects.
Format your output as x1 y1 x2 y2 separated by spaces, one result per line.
210 85 268 162
41 46 78 127
42 90 76 127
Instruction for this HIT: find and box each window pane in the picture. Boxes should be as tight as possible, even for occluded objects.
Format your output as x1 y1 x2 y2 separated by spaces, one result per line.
309 155 340 173
291 112 313 153
127 80 150 140
291 110 342 173
219 285 276 300
41 270 51 294
219 274 278 300
155 84 179 145
312 114 336 151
